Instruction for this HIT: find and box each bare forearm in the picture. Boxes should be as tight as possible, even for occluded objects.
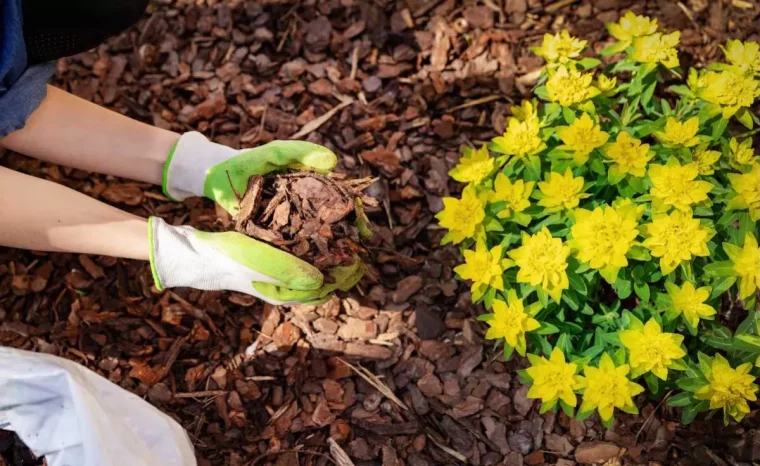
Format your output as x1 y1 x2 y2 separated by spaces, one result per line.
0 166 149 260
0 86 179 185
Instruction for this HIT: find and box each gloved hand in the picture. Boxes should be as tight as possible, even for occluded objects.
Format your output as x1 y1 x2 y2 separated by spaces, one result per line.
162 132 338 214
156 133 363 304
148 217 364 305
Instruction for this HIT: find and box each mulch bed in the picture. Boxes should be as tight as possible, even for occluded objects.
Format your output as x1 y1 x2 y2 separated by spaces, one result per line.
2 0 760 465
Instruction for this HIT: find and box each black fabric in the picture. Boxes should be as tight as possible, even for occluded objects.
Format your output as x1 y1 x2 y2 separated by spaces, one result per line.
22 0 148 65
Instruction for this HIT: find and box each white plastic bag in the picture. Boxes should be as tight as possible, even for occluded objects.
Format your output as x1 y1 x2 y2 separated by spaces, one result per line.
0 347 196 466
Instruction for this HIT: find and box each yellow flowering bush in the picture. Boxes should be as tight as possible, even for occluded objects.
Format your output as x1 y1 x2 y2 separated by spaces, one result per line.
438 13 760 427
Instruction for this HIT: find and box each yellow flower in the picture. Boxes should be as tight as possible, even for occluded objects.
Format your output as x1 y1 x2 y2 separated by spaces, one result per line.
692 144 722 175
697 67 760 118
620 319 686 380
526 347 584 408
727 163 760 222
449 145 496 185
546 66 600 106
695 354 758 424
598 74 618 95
537 169 589 211
602 131 652 178
455 241 509 301
665 281 717 329
508 227 570 302
570 204 639 283
436 184 486 244
632 31 680 68
555 113 609 164
723 233 760 299
643 211 711 274
512 99 540 124
533 30 587 64
729 137 757 167
722 39 760 74
648 160 713 212
613 197 646 220
655 117 701 147
490 173 534 219
484 290 540 355
608 11 658 45
492 117 545 158
576 353 644 423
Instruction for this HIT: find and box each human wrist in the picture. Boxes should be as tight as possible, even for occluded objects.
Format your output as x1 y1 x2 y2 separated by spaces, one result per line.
162 132 240 201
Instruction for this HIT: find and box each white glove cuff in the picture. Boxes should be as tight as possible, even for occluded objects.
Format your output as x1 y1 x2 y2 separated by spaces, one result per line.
148 217 275 295
163 131 240 201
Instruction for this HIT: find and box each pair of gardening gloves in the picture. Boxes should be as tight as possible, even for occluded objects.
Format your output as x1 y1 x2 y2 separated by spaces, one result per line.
150 132 363 305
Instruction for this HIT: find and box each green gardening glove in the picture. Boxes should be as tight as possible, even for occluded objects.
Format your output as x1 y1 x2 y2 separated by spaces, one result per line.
149 217 362 305
162 132 337 214
156 133 361 304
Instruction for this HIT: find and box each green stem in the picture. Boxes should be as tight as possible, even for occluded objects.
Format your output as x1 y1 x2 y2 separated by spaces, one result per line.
735 127 760 139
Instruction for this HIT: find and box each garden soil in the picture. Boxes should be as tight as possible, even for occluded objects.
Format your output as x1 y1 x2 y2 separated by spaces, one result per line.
2 0 760 465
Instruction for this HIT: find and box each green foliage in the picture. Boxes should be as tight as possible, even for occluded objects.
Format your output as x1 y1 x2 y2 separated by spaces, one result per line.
438 15 760 425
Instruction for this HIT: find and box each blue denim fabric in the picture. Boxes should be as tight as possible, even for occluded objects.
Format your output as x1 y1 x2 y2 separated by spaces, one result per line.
0 0 55 138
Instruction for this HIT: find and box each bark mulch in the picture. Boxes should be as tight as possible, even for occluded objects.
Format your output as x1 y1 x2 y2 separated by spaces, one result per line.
2 1 760 465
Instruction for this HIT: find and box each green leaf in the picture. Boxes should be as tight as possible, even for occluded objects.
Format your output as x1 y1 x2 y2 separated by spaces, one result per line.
575 408 595 422
703 261 735 277
628 245 651 261
562 290 581 311
733 334 760 352
560 399 575 417
539 399 558 414
590 157 606 175
568 272 588 297
612 347 627 366
555 321 585 335
711 118 729 140
562 106 576 124
483 287 497 310
681 403 700 425
697 352 712 378
641 81 657 110
614 278 632 299
676 377 708 392
525 155 542 181
534 85 550 101
538 322 560 335
581 344 604 359
736 107 754 130
710 276 736 298
667 392 693 407
736 311 758 336
600 41 628 56
634 282 650 302
645 373 659 394
577 57 602 70
503 343 515 361
512 211 533 227
484 216 505 232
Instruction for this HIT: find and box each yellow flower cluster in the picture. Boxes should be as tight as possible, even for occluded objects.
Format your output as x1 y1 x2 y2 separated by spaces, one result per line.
648 160 713 212
547 66 600 106
534 31 587 64
695 354 758 423
509 228 570 302
556 113 609 164
602 132 652 178
643 210 711 274
436 184 485 245
570 203 639 283
439 14 760 427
